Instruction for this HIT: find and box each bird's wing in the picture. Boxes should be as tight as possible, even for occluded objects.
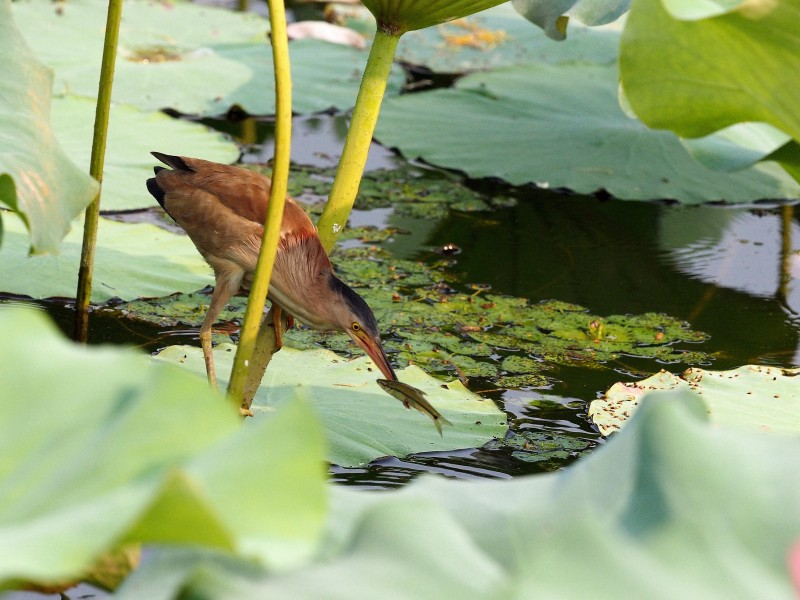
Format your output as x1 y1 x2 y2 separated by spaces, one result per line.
150 153 331 278
152 153 318 243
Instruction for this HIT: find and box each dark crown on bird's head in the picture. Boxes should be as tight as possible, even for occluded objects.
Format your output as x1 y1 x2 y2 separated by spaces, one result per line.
327 273 380 337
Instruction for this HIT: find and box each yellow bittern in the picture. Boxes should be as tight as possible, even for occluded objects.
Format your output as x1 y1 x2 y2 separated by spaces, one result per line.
146 152 397 388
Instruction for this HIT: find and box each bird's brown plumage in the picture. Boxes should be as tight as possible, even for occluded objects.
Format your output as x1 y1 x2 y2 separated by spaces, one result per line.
146 152 397 388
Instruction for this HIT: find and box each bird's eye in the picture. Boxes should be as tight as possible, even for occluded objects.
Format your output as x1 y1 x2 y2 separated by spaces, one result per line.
351 322 361 331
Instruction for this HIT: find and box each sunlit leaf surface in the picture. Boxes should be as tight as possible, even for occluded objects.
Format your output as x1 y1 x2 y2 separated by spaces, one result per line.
589 365 800 435
376 63 800 202
155 344 508 467
0 212 213 302
12 0 402 116
620 0 800 142
52 97 239 211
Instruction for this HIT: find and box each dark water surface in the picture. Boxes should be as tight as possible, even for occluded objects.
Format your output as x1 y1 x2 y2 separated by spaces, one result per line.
5 115 800 492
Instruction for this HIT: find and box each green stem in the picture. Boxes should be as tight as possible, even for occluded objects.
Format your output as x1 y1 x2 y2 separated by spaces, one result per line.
316 28 400 253
226 0 291 409
74 0 123 343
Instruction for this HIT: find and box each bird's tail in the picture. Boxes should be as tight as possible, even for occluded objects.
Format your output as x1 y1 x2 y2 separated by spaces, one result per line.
147 152 193 209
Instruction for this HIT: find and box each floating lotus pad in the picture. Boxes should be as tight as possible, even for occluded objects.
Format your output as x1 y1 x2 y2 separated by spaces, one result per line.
155 344 508 468
375 62 800 202
338 4 620 73
12 0 403 115
52 97 240 211
0 212 214 302
589 365 800 436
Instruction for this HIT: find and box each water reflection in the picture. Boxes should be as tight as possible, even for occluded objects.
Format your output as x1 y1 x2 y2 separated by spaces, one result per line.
414 190 800 370
662 206 799 308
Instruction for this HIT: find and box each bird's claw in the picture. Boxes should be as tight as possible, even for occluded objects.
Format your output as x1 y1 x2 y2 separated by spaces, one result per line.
240 407 254 418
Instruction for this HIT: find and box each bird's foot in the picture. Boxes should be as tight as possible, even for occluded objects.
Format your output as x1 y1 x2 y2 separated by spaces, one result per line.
239 407 254 418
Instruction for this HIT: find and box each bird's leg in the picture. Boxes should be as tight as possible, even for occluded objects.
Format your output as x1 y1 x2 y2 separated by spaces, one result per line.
273 304 285 349
271 305 295 350
200 266 243 390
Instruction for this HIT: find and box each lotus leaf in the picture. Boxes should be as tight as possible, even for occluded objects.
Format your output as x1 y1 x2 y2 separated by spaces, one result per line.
117 392 800 599
376 62 800 202
0 0 97 254
589 365 800 435
0 212 213 302
13 0 402 115
52 97 240 211
154 344 508 468
0 308 326 588
339 4 619 73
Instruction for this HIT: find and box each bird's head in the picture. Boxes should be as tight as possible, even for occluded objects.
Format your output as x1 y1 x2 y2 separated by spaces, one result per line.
327 275 397 381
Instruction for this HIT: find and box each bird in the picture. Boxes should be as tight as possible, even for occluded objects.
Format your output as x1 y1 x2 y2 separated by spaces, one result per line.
146 152 397 389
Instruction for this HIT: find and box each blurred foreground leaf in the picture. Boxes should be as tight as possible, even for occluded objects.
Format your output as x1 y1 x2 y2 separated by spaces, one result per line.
119 391 800 599
0 308 327 590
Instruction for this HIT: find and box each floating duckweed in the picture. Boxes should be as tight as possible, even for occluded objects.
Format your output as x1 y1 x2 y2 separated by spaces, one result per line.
114 236 710 390
484 431 593 463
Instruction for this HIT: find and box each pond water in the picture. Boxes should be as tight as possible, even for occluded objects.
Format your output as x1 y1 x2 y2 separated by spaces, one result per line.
4 114 799 494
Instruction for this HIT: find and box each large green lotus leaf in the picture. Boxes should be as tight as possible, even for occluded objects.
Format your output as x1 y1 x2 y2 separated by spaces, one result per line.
0 212 213 302
117 391 800 599
52 97 239 211
343 4 619 73
12 0 402 116
375 63 800 202
0 0 97 254
155 344 508 468
361 0 508 33
589 365 800 436
620 0 800 143
512 0 629 40
0 307 326 587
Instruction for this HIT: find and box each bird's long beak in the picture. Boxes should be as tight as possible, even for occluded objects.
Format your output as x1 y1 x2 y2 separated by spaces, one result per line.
350 331 397 381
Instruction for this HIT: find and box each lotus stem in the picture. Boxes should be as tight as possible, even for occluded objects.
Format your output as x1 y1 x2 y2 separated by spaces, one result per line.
74 0 123 342
316 28 400 253
227 0 291 410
